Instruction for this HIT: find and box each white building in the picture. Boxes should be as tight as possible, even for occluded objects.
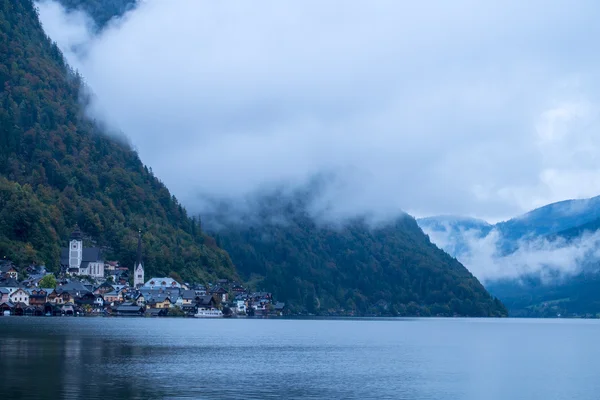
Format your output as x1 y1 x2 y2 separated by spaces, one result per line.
133 231 145 287
9 288 29 305
144 277 181 289
60 226 104 278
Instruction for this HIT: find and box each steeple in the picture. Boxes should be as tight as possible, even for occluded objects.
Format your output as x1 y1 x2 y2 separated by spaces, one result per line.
134 230 145 287
136 230 143 267
70 224 83 241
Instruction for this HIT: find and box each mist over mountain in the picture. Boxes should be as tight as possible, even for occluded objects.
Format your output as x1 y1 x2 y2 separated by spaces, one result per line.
0 0 509 316
36 0 600 223
419 196 600 316
0 0 238 282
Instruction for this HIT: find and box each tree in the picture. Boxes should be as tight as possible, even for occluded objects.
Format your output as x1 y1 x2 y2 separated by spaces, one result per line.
38 274 57 289
169 271 183 284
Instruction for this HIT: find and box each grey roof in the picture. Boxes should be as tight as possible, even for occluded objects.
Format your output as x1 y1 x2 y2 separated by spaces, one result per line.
197 295 215 306
0 264 16 273
181 290 196 300
144 277 180 288
0 278 19 287
274 302 286 310
60 247 103 266
58 281 91 295
114 305 144 312
27 289 49 296
147 293 171 303
140 288 180 298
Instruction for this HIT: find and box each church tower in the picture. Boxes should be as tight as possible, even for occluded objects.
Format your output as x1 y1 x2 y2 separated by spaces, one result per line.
134 230 145 287
69 225 83 272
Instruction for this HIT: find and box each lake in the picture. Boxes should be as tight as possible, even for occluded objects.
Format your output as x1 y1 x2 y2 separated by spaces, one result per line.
1 317 599 399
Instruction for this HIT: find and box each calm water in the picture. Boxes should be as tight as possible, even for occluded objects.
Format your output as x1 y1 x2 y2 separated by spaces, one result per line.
1 317 600 399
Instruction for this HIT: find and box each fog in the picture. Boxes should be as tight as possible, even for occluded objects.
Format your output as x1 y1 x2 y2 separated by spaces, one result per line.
36 0 600 223
421 222 600 283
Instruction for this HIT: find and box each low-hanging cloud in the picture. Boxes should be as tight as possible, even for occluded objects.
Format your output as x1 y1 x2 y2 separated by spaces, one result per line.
36 0 600 221
422 222 600 283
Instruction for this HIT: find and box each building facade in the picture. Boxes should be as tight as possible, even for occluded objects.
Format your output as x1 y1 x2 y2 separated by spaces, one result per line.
60 226 104 278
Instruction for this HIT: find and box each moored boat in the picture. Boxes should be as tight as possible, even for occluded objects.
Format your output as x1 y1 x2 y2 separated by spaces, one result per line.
194 308 223 318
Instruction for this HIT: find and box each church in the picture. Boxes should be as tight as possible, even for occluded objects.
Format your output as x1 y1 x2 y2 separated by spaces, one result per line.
133 230 145 287
60 226 104 278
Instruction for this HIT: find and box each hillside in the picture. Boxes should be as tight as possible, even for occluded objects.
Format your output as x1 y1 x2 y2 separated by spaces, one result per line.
0 0 238 282
419 197 600 258
210 197 507 317
487 272 600 318
56 0 138 29
495 196 600 242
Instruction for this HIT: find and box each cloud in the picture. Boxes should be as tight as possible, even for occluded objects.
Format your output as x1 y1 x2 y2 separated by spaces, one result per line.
36 0 600 221
422 222 600 283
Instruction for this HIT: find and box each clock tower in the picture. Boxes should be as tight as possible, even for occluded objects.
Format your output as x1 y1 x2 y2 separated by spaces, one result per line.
69 225 83 272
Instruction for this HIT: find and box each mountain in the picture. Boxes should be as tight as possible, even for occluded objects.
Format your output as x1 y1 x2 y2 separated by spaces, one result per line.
56 0 138 29
419 197 600 317
209 196 507 317
0 0 237 282
419 196 600 258
25 0 508 316
495 196 600 242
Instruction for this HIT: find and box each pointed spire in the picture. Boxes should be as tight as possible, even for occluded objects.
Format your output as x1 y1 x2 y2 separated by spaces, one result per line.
70 224 82 240
136 230 143 268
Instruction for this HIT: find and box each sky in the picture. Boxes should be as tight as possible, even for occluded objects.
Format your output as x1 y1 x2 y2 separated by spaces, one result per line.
36 0 600 223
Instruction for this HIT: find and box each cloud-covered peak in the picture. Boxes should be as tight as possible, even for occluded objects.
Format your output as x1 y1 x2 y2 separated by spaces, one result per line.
37 0 600 221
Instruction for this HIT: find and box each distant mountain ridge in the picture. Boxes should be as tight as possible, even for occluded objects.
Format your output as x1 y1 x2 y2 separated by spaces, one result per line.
418 195 600 317
496 196 600 242
419 195 600 256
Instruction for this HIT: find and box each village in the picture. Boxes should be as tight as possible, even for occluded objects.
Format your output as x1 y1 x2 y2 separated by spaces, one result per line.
0 227 285 318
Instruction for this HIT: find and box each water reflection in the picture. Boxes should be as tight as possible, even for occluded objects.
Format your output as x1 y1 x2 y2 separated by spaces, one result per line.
2 317 600 400
0 326 164 400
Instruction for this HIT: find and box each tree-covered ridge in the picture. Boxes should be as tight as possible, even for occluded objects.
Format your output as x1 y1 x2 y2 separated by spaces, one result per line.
0 0 238 283
56 0 138 29
213 199 507 317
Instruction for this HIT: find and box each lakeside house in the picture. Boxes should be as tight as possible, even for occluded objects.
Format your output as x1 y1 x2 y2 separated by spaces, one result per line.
0 228 284 317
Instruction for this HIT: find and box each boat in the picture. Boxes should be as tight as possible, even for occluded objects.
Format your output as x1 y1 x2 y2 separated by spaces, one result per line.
194 308 223 318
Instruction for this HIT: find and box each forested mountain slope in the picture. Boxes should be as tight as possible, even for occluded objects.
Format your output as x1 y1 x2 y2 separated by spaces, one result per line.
210 197 507 317
0 0 237 282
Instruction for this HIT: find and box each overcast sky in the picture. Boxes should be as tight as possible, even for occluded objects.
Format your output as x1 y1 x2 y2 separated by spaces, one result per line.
37 0 600 222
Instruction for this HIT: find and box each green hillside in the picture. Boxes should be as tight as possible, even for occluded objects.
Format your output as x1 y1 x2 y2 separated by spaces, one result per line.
213 197 507 317
0 0 237 282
